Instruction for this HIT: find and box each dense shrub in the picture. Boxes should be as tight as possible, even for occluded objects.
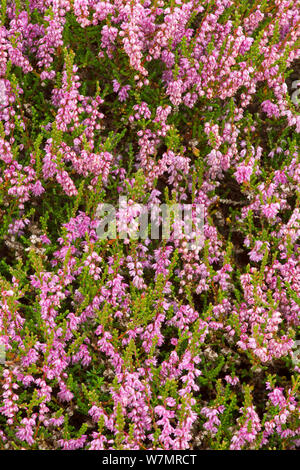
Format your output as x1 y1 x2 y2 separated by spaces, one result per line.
0 0 299 450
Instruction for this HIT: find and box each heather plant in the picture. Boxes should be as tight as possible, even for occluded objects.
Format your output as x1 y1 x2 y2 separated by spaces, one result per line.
0 0 299 450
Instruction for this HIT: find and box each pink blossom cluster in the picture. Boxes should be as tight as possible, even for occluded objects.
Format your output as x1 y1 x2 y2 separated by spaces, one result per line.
0 0 299 452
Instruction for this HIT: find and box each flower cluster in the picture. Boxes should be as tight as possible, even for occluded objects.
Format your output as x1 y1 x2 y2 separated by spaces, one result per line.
0 0 299 451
